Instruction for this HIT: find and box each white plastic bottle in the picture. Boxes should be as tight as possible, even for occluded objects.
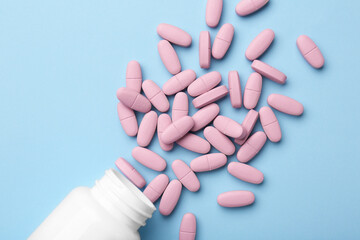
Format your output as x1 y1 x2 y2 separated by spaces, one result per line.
28 169 156 240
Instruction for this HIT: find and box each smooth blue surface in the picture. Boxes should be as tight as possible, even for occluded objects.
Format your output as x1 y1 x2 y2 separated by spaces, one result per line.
0 0 359 239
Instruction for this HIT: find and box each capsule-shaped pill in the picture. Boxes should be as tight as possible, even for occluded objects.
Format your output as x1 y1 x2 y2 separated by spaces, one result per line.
176 133 211 154
246 29 275 61
237 131 267 163
157 23 192 47
187 71 221 97
142 80 169 112
199 31 211 69
217 191 255 207
137 111 157 147
159 179 182 216
267 94 304 116
251 60 287 84
132 147 167 171
126 60 142 92
259 106 281 142
172 160 200 192
158 40 181 75
191 103 220 132
214 115 245 139
204 126 235 155
243 72 262 109
161 116 195 144
172 92 188 121
192 85 228 109
228 162 264 184
235 109 259 145
116 87 151 113
212 23 234 59
206 0 223 28
296 35 324 69
143 174 169 203
235 0 269 16
179 213 196 240
163 70 197 96
228 71 242 108
117 101 138 137
190 153 227 172
115 157 146 188
157 114 174 151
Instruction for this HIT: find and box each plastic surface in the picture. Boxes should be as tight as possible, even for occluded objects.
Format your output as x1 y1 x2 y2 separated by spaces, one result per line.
243 72 263 109
235 0 269 16
192 85 228 108
172 92 189 121
161 116 194 144
228 71 242 108
246 29 275 61
190 153 227 172
157 23 192 47
212 23 234 59
143 174 169 203
187 71 221 97
163 70 197 95
116 87 152 113
191 103 220 132
137 111 158 147
179 213 196 240
228 162 264 184
115 158 146 188
158 40 181 75
205 0 223 27
217 191 255 207
199 31 211 69
159 180 182 216
237 131 267 163
267 93 304 116
213 115 245 138
172 160 200 192
132 147 167 171
126 60 142 92
296 35 324 68
251 60 287 84
117 101 138 137
203 126 235 155
259 106 281 142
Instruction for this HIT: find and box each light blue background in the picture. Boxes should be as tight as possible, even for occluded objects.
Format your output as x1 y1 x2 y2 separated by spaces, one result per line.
0 0 359 239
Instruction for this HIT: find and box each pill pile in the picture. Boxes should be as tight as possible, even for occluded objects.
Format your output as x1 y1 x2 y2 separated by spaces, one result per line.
115 0 324 239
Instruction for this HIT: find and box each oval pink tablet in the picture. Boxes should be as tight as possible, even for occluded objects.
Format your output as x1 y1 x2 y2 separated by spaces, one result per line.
190 153 227 172
142 79 169 112
163 70 197 95
116 87 151 113
187 71 221 97
245 29 275 61
259 106 281 142
235 0 269 16
172 92 188 121
179 213 196 240
143 174 169 203
234 109 258 145
117 101 138 137
243 72 262 109
115 157 146 188
137 111 158 147
267 93 304 116
126 60 142 92
199 31 211 69
161 116 195 144
206 0 223 28
204 126 235 155
251 60 286 84
191 103 220 132
132 147 167 171
228 162 264 184
212 23 234 59
217 191 255 207
158 40 181 75
213 115 245 139
176 133 211 154
172 160 200 192
159 179 182 216
228 71 242 108
192 85 228 109
237 131 267 163
296 35 324 69
157 114 174 151
157 23 192 47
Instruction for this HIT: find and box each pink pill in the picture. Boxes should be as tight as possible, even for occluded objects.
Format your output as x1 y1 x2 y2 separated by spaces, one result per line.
161 116 195 144
206 0 223 28
157 114 174 151
228 162 264 184
245 29 275 61
235 0 269 16
228 71 242 108
199 31 211 69
212 23 234 60
159 179 182 216
143 174 169 203
190 153 227 172
217 191 255 207
172 92 188 122
117 101 138 137
187 71 221 97
176 133 211 154
179 213 196 240
192 85 228 109
296 35 324 69
191 103 220 132
126 60 142 92
251 60 287 84
132 147 167 171
115 157 146 188
243 72 262 109
158 40 181 75
259 106 281 142
116 87 151 113
142 80 169 112
137 111 157 147
204 126 235 155
157 23 192 47
163 70 197 96
267 94 304 116
234 109 258 145
214 115 245 139
172 160 200 192
237 131 267 163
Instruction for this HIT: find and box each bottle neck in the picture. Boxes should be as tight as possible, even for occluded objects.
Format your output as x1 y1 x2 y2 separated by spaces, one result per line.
91 169 156 230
